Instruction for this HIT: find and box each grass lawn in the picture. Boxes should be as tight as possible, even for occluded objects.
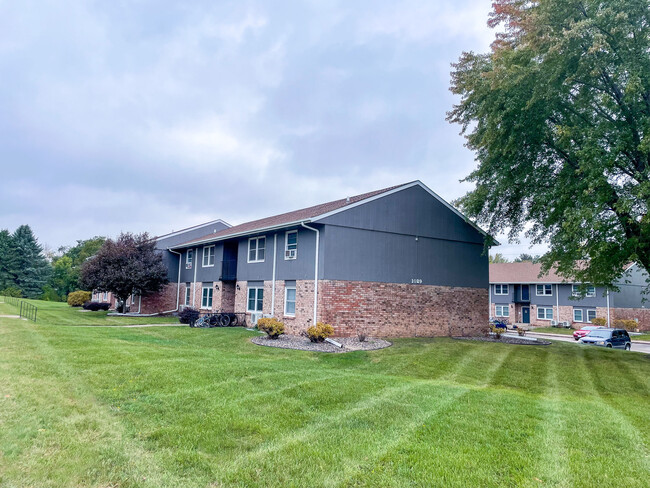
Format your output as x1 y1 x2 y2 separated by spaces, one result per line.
1 305 649 487
0 298 179 326
533 326 650 342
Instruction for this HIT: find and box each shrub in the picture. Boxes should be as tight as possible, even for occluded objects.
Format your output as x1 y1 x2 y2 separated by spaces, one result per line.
67 290 92 307
613 319 638 331
179 307 200 325
590 317 607 326
490 324 504 339
82 301 109 311
0 286 22 298
257 318 285 339
306 322 334 343
357 328 367 342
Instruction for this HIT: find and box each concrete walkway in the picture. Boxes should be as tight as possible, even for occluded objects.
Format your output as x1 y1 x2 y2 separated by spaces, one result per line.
0 314 20 319
74 323 187 328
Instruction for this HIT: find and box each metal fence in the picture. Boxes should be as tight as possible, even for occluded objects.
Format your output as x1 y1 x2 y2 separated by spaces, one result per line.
0 296 38 322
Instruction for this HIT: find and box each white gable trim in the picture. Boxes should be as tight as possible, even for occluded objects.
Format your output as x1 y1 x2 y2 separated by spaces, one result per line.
155 219 232 241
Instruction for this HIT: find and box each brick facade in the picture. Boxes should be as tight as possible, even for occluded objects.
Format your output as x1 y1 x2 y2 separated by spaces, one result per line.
138 283 179 314
611 308 650 331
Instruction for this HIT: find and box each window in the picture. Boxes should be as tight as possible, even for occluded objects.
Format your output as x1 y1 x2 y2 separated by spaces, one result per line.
494 284 508 295
186 249 193 268
587 309 597 323
495 305 509 317
202 246 215 267
572 284 596 297
285 231 297 260
247 287 264 312
201 284 213 309
103 292 108 301
185 283 191 306
573 309 584 322
285 287 296 316
248 237 266 263
536 284 553 296
586 286 596 297
537 307 553 320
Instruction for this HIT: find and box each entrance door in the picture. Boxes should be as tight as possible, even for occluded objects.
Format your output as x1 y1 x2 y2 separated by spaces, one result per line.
522 307 530 324
521 285 530 301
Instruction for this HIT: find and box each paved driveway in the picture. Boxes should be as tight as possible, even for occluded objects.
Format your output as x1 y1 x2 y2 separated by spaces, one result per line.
526 332 650 355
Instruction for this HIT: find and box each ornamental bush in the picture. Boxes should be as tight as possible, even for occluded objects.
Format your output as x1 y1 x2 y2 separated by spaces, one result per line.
590 317 607 327
613 319 638 331
67 290 92 307
82 301 109 311
306 322 334 343
257 318 285 339
178 307 200 325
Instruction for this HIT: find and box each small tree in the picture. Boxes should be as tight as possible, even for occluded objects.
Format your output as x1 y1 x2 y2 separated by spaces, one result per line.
80 233 168 313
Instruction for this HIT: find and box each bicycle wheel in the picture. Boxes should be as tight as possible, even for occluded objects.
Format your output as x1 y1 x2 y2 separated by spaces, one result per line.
219 314 231 327
229 314 239 326
208 314 219 327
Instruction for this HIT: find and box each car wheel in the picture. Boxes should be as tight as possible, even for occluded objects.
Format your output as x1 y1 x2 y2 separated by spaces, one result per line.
625 343 631 351
606 344 613 348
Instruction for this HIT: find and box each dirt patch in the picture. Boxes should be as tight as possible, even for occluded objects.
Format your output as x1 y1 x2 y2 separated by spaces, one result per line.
251 334 392 353
453 336 551 346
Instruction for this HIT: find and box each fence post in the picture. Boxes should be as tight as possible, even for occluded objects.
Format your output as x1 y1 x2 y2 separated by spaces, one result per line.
20 301 23 318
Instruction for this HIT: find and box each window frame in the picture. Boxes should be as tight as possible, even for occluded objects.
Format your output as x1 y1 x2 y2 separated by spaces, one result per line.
494 284 509 295
536 284 553 296
285 231 298 260
103 292 108 301
201 285 213 309
537 307 553 320
247 287 264 312
284 286 296 316
186 249 193 268
202 245 215 267
247 236 266 263
495 305 509 317
587 309 597 323
573 309 584 322
185 283 191 306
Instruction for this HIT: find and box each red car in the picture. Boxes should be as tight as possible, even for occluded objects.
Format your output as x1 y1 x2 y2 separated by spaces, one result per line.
573 325 604 341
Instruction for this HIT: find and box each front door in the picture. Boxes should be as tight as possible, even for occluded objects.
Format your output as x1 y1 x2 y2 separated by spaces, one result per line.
522 307 530 324
521 285 530 301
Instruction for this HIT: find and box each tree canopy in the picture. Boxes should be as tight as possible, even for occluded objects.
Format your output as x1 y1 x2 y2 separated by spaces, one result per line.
11 225 51 298
80 232 168 310
449 0 650 287
50 237 106 299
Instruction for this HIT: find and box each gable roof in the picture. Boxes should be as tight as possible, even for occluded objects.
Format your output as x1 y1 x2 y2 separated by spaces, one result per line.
490 262 569 284
170 181 492 249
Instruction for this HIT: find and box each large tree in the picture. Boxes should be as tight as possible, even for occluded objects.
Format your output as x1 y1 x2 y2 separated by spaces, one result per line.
80 233 168 311
449 0 650 287
50 237 106 299
0 230 19 291
12 225 51 298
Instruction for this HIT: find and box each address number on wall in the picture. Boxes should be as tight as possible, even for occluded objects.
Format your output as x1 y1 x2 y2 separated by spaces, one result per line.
411 279 423 284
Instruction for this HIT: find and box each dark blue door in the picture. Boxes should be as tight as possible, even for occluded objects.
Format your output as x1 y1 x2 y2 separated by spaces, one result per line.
521 285 530 301
522 307 530 323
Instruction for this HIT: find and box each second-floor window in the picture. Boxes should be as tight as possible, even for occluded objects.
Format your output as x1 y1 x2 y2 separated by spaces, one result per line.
285 231 297 260
572 284 596 297
248 236 266 263
536 284 553 296
186 249 193 268
494 284 508 295
203 246 215 267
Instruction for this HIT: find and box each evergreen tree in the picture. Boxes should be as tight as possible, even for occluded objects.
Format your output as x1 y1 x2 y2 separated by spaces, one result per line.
0 229 19 291
12 225 51 298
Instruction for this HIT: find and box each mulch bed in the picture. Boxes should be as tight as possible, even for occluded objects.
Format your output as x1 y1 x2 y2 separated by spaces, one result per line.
251 334 392 353
453 336 551 346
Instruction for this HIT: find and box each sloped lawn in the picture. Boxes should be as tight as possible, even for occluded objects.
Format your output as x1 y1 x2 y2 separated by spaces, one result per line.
0 313 648 487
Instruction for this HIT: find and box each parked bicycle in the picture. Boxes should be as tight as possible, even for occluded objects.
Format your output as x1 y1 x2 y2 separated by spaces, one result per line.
189 311 243 328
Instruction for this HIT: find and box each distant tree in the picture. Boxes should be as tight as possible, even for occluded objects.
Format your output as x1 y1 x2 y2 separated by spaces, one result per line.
12 225 51 298
489 253 510 263
0 230 19 292
80 233 168 312
514 254 542 264
49 237 106 300
449 0 650 288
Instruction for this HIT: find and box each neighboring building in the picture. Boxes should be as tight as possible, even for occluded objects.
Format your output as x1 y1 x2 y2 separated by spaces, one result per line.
489 262 650 330
138 181 492 337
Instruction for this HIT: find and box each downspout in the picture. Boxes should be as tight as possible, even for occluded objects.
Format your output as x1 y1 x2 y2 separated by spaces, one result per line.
192 247 198 306
138 294 141 314
301 223 320 326
488 284 491 319
271 233 277 316
606 289 611 327
556 284 559 322
161 249 182 314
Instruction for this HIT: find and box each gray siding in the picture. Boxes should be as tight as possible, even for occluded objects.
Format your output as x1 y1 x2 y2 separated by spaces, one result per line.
611 265 649 308
489 284 514 303
489 283 608 307
320 226 487 288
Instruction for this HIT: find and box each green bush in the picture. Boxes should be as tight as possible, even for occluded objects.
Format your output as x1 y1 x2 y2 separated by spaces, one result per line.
590 317 607 326
257 318 285 339
613 319 638 331
489 324 504 339
306 322 334 343
0 286 22 298
67 290 92 307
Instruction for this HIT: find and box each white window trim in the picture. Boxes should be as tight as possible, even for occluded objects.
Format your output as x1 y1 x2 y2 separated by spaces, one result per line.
536 284 553 296
537 307 553 320
247 287 264 312
495 305 509 317
185 284 191 306
186 249 193 267
284 286 296 316
103 292 108 301
201 286 213 309
586 286 596 298
573 309 584 322
202 246 215 267
587 309 597 322
284 230 298 260
247 236 266 263
494 284 508 295
572 284 596 297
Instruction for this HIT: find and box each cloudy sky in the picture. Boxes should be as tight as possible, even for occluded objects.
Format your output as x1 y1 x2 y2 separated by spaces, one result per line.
0 0 546 259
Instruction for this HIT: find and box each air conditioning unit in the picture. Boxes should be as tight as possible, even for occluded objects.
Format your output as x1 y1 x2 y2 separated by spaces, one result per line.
250 312 263 325
285 249 297 259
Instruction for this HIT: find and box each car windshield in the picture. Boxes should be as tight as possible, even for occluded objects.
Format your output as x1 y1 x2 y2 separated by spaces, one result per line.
587 330 611 338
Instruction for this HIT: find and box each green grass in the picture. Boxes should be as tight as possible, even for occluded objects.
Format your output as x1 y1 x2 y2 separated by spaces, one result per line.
1 307 649 487
533 326 650 341
0 298 179 325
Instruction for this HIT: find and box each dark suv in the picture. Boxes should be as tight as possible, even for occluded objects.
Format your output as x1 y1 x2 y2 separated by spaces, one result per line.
579 328 632 350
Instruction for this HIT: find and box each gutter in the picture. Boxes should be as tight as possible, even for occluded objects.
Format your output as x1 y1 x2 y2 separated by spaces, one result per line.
301 223 320 326
271 234 277 315
161 249 182 314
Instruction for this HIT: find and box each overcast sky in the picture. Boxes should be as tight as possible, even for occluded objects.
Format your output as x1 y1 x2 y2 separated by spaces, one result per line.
0 0 546 259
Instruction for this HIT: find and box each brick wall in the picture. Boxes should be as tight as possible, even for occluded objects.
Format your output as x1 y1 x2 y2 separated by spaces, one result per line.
611 308 650 331
139 283 179 314
220 282 236 313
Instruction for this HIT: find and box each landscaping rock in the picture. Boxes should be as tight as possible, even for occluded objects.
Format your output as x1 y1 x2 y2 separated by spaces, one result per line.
251 334 391 353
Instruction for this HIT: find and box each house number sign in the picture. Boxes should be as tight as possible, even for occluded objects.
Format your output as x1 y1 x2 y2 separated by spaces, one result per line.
411 279 423 284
